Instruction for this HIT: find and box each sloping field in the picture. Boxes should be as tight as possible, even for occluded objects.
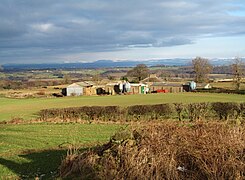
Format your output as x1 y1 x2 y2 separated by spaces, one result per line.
0 123 122 179
0 93 244 121
60 121 245 179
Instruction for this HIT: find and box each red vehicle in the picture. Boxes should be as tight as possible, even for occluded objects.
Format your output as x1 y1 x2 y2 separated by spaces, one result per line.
156 89 168 93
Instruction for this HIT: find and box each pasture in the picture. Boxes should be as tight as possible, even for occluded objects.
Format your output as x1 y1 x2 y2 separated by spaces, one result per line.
0 93 244 121
0 123 123 179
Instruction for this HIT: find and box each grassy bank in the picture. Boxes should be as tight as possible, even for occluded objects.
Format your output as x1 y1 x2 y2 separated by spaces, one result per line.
0 93 244 121
0 123 123 179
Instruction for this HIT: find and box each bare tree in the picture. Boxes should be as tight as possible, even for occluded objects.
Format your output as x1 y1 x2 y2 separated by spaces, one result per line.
231 57 244 90
192 57 213 82
63 74 71 84
127 64 149 82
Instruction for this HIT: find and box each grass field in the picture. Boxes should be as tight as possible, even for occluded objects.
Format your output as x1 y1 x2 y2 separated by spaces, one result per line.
0 93 244 121
0 123 123 179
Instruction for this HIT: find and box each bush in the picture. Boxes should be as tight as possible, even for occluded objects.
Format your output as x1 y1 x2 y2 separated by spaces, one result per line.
151 104 175 119
211 102 240 120
127 105 153 116
174 103 186 121
39 106 122 122
59 121 245 179
38 102 245 122
127 104 174 120
241 103 245 118
186 103 210 121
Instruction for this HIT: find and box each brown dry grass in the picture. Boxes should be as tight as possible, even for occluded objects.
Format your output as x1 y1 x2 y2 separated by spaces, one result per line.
59 121 245 179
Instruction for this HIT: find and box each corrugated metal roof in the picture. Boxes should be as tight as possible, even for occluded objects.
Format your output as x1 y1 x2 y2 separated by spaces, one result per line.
67 83 83 88
67 81 94 88
141 74 164 83
131 83 147 87
76 81 94 87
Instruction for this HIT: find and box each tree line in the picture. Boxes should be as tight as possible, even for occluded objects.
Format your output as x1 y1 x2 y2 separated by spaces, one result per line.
126 57 244 90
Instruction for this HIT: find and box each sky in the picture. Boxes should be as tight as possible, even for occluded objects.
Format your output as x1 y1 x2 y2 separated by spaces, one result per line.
0 0 245 64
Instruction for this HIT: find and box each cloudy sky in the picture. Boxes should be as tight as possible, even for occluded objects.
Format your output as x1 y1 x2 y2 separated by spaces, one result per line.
0 0 245 64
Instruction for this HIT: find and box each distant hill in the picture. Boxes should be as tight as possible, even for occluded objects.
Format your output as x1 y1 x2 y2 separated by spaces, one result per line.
2 58 238 70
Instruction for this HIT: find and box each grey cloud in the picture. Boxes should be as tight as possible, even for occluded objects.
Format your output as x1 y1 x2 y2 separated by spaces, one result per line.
0 0 245 63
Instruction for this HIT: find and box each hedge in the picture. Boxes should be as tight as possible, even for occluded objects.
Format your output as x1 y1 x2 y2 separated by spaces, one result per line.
38 102 245 122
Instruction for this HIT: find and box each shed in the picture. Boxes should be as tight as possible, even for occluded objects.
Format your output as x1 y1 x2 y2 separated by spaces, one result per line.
141 74 164 85
66 83 83 96
76 81 96 96
130 83 148 94
150 83 183 93
105 83 120 95
64 81 96 96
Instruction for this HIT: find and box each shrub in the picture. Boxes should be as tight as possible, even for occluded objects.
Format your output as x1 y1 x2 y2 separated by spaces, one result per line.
186 103 210 121
241 103 245 118
38 102 245 122
127 105 153 116
211 102 240 120
174 103 186 121
39 106 122 122
151 104 175 119
59 121 245 179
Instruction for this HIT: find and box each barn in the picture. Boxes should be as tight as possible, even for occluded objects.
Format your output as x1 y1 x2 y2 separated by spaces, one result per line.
141 74 164 85
65 83 83 96
104 82 148 95
150 83 184 93
63 81 95 96
105 83 120 95
130 83 148 94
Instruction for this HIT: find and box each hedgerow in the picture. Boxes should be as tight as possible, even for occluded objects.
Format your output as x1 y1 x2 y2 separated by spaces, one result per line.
38 102 245 122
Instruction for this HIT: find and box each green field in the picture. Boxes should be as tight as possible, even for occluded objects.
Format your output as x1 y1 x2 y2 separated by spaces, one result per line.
0 123 123 179
0 93 244 121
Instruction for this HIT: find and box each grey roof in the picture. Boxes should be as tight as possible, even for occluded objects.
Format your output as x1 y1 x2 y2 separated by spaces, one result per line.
67 83 83 88
141 74 164 83
67 81 94 88
76 81 94 87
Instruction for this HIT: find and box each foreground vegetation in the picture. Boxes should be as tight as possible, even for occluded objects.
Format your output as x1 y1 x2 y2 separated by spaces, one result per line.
60 121 245 179
0 123 123 179
0 93 244 122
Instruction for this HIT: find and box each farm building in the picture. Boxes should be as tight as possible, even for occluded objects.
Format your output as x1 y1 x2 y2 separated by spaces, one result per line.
150 83 184 93
104 82 148 95
63 81 96 96
64 83 83 96
141 74 164 85
105 83 120 95
196 83 212 89
130 83 148 94
182 82 211 92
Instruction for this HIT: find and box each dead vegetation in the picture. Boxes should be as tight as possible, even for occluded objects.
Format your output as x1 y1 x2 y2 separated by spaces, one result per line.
59 121 245 179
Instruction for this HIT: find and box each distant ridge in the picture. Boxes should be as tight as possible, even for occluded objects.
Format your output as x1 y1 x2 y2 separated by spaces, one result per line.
2 58 238 70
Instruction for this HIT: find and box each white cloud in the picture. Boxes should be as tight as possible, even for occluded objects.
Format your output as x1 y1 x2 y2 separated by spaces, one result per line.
0 0 245 63
31 23 54 32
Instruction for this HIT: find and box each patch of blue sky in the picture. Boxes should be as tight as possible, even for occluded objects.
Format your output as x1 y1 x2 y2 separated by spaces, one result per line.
228 10 245 16
227 1 245 16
